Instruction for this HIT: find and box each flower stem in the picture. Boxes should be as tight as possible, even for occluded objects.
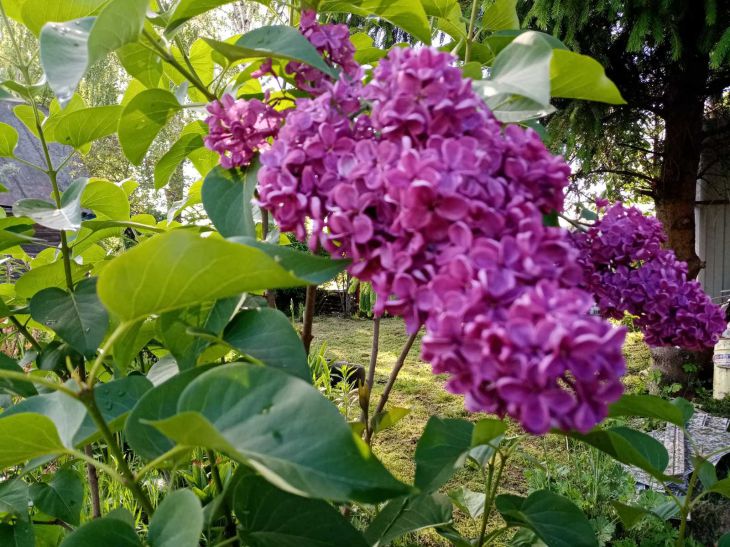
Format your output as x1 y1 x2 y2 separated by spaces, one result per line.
365 330 418 445
360 317 380 434
465 0 480 64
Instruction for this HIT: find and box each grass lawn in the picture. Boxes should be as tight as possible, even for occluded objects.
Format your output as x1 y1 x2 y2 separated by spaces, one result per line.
311 316 653 546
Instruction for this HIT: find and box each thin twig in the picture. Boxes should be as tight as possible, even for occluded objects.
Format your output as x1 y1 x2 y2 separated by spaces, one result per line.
8 315 42 352
365 330 419 445
301 285 317 354
360 317 380 432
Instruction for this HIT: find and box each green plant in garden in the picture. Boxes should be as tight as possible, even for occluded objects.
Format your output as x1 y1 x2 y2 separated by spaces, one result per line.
0 1 726 546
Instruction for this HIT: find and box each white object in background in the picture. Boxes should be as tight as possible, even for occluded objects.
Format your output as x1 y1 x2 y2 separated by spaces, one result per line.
713 322 730 399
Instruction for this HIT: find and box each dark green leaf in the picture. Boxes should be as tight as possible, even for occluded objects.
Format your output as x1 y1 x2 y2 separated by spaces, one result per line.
608 394 689 427
414 417 473 492
148 489 203 547
232 468 368 547
150 363 408 502
222 308 310 381
30 278 109 357
202 165 257 238
0 478 29 518
611 501 651 529
39 0 148 105
720 532 730 547
696 455 718 489
30 468 83 526
59 516 141 547
97 231 347 322
118 89 181 165
204 26 337 78
495 490 597 547
125 365 216 460
364 493 452 546
0 354 37 398
13 178 86 231
0 520 34 547
709 477 730 497
565 426 670 481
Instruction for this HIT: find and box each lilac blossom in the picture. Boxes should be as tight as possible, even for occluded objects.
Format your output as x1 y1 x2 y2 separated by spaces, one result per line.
573 202 725 350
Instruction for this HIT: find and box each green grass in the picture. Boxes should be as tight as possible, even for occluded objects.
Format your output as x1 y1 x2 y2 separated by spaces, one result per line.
311 316 654 546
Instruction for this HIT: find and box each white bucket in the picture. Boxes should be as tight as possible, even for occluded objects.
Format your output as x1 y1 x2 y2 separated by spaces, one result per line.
713 338 730 399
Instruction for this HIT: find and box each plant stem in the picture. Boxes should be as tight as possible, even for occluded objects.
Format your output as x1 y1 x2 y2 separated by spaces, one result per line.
301 285 317 354
78 389 155 516
360 317 380 434
8 316 42 352
677 466 700 546
365 330 419 445
465 0 480 64
84 445 102 518
142 29 216 101
68 448 126 484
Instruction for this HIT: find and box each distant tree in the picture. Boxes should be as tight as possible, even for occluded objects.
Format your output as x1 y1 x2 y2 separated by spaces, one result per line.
526 0 730 278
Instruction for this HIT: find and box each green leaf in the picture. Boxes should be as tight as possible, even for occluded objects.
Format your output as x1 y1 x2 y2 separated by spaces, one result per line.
154 131 205 190
17 0 108 35
222 307 310 381
30 278 109 357
709 477 730 497
202 165 258 238
414 417 473 492
0 122 18 157
720 533 730 547
15 261 92 299
482 0 519 31
0 520 34 547
149 363 408 502
421 0 465 40
448 487 485 519
80 178 130 220
468 417 507 466
565 426 670 481
550 49 625 104
125 365 216 460
373 406 410 435
204 26 337 79
148 489 203 547
118 89 181 165
117 42 163 89
44 106 122 150
0 354 37 398
364 493 452 546
39 0 148 105
97 230 347 322
496 490 597 547
59 516 141 547
611 501 651 529
608 394 689 427
13 178 86 231
232 468 369 547
319 0 432 44
166 0 258 33
478 30 553 107
29 468 84 526
0 478 29 518
695 455 718 489
12 104 41 138
0 414 66 469
4 376 151 449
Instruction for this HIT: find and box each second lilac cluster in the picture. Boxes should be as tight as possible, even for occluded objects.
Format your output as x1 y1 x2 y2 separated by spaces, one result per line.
573 202 725 350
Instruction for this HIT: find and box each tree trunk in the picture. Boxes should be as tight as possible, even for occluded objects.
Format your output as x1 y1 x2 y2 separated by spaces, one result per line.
653 6 709 281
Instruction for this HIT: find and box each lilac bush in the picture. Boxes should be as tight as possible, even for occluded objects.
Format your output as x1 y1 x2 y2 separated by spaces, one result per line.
573 201 725 350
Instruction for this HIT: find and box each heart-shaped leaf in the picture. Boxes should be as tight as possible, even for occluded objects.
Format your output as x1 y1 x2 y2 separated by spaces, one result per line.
30 468 84 526
148 489 203 547
30 278 109 357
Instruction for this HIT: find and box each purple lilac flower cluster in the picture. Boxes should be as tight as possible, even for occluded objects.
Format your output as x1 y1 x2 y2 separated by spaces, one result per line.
256 35 627 434
205 11 358 168
573 201 725 350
